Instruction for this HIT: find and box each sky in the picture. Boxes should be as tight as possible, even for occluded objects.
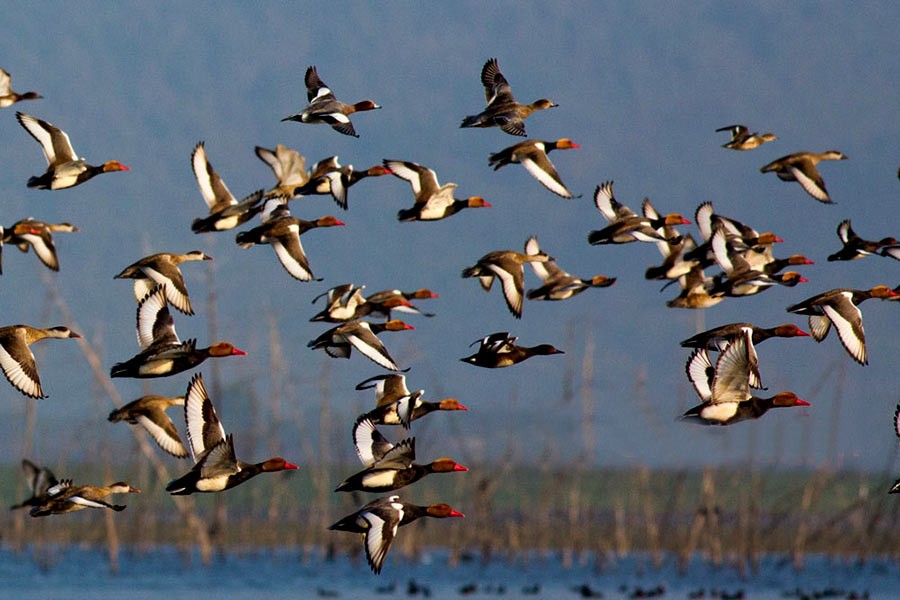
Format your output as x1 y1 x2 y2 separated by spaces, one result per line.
1 2 900 475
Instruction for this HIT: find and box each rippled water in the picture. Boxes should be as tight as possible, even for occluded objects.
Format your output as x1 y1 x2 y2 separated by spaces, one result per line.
1 547 895 599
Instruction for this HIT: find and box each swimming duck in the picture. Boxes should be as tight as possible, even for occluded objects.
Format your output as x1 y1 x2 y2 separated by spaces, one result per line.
30 480 140 517
114 251 212 316
460 58 557 136
461 332 564 368
308 320 413 371
255 144 309 200
335 436 467 493
384 159 491 222
827 219 900 261
355 373 467 429
108 395 188 458
110 285 246 378
488 138 580 198
588 181 690 245
2 218 79 272
10 459 58 510
786 285 899 365
166 374 298 494
682 331 809 425
235 204 345 281
0 324 81 398
461 249 554 318
715 124 777 151
523 236 615 301
760 150 848 203
329 495 463 574
15 112 129 190
282 66 380 137
190 141 266 233
293 158 393 210
0 68 42 107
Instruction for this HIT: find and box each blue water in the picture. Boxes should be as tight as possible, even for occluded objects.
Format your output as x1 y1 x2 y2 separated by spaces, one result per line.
1 547 895 599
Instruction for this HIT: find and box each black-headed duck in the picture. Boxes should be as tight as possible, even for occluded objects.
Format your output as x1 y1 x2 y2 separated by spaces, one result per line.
461 332 564 368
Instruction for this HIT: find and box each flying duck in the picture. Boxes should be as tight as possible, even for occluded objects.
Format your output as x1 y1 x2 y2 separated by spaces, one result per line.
786 285 899 365
760 150 848 203
329 495 463 574
0 68 42 107
682 331 809 425
10 459 58 510
715 124 777 151
0 324 80 398
108 395 188 458
190 141 266 233
385 159 491 222
523 236 615 301
166 373 298 494
307 320 413 371
282 66 380 137
16 112 129 189
460 58 557 136
461 249 553 318
30 480 140 517
461 332 564 368
488 138 580 198
110 285 246 378
114 251 212 315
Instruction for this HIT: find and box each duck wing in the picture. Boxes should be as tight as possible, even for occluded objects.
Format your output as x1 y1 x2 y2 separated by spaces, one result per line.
184 373 227 463
16 112 78 166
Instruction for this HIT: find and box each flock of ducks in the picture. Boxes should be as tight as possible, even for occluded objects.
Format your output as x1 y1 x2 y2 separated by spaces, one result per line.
2 55 899 575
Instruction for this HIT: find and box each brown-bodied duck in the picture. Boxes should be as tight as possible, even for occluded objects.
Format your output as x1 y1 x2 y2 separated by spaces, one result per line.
760 150 848 203
235 203 345 281
108 395 188 458
16 112 129 190
0 325 80 398
460 58 557 137
715 124 777 151
293 157 393 210
308 320 413 372
114 251 212 315
461 249 553 318
2 218 79 273
524 236 615 301
282 66 380 138
488 138 580 198
255 143 309 200
786 285 899 365
30 480 140 517
0 68 42 107
10 459 58 510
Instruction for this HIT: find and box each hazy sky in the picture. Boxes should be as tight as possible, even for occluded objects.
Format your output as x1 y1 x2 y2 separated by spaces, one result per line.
2 2 900 475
